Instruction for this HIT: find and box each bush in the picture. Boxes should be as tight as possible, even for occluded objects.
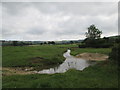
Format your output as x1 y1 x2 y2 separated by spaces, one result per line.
109 43 120 63
79 38 112 48
78 44 86 48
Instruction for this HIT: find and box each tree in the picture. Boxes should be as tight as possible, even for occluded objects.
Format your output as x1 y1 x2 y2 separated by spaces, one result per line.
44 42 47 44
70 41 74 44
51 41 55 45
48 41 55 45
85 24 102 39
12 41 18 46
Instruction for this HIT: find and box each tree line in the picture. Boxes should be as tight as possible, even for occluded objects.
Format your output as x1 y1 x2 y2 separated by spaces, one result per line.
79 24 120 48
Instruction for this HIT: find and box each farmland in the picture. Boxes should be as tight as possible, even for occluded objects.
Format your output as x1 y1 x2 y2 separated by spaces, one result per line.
2 44 118 88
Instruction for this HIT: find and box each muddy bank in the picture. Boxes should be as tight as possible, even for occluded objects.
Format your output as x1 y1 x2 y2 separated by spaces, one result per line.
1 67 35 76
76 53 109 61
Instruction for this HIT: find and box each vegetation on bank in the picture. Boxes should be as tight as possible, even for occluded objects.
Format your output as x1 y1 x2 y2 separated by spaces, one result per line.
109 43 120 63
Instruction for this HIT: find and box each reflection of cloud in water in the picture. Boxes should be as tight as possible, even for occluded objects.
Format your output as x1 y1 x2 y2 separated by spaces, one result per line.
37 49 96 74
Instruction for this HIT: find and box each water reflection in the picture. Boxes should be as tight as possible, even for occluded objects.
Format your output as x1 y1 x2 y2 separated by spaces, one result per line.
37 49 96 74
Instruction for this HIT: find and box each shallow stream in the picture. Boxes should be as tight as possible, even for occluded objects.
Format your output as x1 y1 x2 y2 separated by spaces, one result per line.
37 49 96 74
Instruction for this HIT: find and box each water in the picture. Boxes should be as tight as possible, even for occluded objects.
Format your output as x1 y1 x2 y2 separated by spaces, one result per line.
37 49 96 74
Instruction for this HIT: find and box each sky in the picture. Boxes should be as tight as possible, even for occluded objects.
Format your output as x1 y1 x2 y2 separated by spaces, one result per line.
1 2 118 41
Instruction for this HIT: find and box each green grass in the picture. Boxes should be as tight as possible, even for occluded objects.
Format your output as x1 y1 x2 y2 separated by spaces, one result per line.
2 44 111 67
70 48 111 56
3 61 118 88
2 45 66 67
2 44 118 88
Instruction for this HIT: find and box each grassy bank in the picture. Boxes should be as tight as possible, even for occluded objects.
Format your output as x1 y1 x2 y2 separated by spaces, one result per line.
2 44 118 88
3 61 118 88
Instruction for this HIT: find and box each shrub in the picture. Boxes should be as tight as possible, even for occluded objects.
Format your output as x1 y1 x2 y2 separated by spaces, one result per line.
109 43 120 63
79 38 113 48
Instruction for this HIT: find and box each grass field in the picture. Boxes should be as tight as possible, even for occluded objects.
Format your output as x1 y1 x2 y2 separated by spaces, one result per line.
2 44 111 67
2 45 66 69
2 44 118 88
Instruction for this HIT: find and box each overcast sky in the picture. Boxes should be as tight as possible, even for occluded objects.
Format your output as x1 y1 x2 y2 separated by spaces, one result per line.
2 2 118 41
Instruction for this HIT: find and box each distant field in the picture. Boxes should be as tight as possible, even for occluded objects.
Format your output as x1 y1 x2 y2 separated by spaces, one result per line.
2 44 118 88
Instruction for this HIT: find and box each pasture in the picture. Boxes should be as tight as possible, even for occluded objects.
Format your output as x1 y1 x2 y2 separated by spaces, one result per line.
2 44 118 88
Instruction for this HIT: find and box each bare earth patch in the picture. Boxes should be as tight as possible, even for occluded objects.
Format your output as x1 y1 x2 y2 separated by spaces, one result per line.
1 67 35 76
30 57 45 64
76 53 109 61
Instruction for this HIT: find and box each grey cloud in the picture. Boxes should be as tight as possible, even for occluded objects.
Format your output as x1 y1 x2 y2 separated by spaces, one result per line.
31 2 117 16
3 2 117 16
2 2 118 41
27 27 46 35
2 2 32 15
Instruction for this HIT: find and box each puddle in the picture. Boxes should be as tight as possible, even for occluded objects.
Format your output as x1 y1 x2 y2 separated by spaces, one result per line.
36 49 96 74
